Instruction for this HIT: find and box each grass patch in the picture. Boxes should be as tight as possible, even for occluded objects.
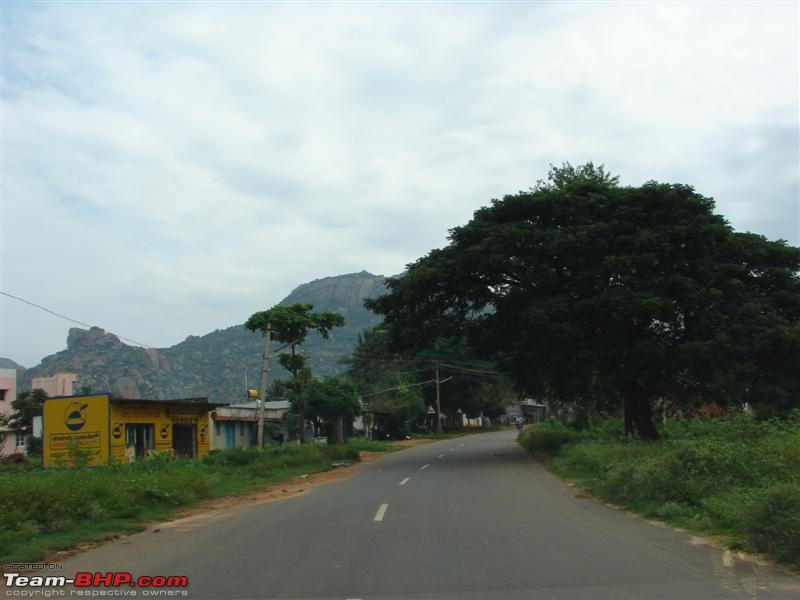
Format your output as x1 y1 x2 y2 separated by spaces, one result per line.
344 438 398 452
0 440 370 563
518 413 800 569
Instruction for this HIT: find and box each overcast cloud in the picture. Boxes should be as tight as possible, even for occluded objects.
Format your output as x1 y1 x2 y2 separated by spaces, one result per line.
1 1 798 367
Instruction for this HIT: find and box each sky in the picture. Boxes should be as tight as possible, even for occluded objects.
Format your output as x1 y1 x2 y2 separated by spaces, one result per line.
1 1 798 368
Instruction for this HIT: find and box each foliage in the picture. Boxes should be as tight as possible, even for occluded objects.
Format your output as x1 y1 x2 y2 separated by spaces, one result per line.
25 437 43 456
518 422 580 454
741 484 800 565
6 389 47 433
0 440 370 562
53 438 94 469
368 163 800 439
345 326 513 437
305 377 361 444
245 303 346 443
522 413 800 568
245 303 346 350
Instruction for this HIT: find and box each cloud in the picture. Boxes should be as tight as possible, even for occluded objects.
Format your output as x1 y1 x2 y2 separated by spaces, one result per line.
1 2 797 366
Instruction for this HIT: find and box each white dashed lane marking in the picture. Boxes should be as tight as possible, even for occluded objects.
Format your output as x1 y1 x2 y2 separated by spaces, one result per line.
399 477 410 485
374 504 389 522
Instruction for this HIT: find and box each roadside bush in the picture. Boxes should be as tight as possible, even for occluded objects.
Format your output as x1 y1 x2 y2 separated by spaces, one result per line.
586 417 626 441
518 422 579 454
524 414 800 568
741 483 800 567
202 446 262 466
26 436 43 455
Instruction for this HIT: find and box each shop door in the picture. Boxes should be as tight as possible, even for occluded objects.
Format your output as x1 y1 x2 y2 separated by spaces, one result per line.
125 424 154 460
225 423 236 449
172 424 196 458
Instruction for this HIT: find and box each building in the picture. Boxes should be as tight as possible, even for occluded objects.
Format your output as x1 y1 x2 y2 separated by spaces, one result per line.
210 400 290 449
42 393 224 467
519 398 548 423
31 373 77 397
0 367 23 456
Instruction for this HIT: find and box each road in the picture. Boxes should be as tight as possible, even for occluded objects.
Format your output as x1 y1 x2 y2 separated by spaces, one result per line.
45 430 799 599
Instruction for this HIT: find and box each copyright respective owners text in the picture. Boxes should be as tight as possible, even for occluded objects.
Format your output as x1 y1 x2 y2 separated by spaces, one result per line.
2 566 189 597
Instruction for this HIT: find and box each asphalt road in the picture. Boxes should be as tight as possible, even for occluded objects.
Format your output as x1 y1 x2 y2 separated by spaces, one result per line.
41 430 800 599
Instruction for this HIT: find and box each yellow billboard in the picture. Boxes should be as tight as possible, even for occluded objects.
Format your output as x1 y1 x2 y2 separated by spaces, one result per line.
43 395 110 467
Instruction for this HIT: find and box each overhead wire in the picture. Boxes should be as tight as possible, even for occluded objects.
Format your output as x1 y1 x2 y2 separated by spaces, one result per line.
1 291 153 348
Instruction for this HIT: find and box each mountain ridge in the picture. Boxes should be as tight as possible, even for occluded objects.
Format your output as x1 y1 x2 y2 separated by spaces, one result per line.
19 271 389 402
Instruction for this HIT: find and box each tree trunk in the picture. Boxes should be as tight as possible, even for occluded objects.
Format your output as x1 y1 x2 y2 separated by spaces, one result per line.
624 396 635 439
623 390 660 441
336 416 344 445
634 398 660 440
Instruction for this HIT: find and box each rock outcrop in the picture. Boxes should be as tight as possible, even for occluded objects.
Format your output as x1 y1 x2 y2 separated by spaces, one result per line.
20 272 389 403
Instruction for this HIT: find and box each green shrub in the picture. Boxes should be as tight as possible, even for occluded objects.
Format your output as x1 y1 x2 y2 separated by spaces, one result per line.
518 423 579 454
202 446 262 466
741 483 800 567
532 414 800 569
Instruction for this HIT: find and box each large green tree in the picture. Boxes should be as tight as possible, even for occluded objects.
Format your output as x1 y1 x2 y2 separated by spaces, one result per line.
367 163 800 439
245 303 345 444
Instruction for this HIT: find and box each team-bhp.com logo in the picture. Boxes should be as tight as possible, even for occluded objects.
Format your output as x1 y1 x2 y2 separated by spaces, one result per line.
4 572 189 596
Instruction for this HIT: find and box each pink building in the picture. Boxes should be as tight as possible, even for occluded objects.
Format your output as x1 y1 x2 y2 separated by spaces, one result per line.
31 373 77 397
0 367 24 456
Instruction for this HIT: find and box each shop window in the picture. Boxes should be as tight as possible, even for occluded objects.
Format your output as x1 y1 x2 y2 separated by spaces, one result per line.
125 424 154 459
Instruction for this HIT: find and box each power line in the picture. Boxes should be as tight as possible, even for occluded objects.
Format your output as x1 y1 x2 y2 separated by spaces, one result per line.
1 291 153 348
439 362 505 375
359 376 453 398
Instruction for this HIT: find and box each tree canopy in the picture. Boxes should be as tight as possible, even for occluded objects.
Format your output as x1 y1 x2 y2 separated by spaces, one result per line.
245 303 345 443
367 163 800 439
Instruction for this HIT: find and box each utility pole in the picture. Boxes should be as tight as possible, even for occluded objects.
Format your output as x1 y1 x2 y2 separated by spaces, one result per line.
434 361 442 433
256 323 271 448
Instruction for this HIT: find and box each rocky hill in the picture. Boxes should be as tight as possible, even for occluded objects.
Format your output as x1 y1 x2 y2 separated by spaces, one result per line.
20 272 388 402
0 358 25 370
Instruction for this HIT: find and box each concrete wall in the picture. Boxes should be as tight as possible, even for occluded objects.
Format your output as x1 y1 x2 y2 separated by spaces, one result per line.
31 373 77 397
0 368 21 456
211 420 256 450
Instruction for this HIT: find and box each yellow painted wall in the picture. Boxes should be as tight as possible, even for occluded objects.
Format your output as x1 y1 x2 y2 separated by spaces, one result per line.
109 402 172 462
43 394 213 467
43 395 110 468
109 403 212 462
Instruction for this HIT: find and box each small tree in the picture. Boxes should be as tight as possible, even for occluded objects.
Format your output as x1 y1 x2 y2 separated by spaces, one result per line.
245 303 345 444
7 389 47 434
306 377 361 444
